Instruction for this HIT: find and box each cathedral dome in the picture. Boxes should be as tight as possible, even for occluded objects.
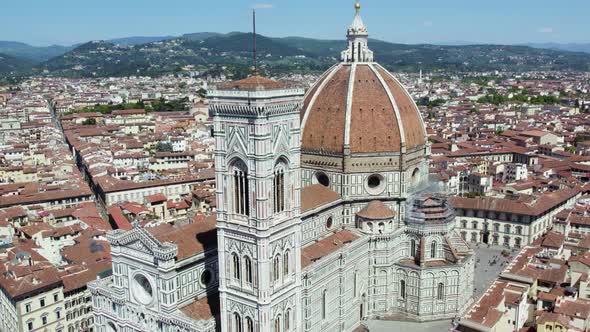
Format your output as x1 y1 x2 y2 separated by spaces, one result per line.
300 3 426 157
301 63 426 155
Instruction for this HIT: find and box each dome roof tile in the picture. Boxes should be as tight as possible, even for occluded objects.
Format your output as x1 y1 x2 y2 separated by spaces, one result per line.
356 200 395 220
301 63 426 155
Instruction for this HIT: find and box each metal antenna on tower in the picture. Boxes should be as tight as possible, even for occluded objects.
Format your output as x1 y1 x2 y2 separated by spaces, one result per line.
253 9 258 75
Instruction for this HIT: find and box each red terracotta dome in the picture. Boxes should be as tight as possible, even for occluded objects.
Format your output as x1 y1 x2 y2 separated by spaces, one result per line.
356 200 396 220
300 63 426 155
300 3 426 157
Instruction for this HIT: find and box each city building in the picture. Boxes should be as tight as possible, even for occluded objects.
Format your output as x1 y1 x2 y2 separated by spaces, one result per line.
456 231 590 332
452 188 580 248
501 163 528 182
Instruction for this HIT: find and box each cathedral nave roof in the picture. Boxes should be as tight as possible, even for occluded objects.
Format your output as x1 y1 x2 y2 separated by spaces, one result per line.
301 184 341 213
147 215 217 261
301 229 360 268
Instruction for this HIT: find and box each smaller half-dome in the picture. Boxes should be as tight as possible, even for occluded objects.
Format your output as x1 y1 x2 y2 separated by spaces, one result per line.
356 200 395 220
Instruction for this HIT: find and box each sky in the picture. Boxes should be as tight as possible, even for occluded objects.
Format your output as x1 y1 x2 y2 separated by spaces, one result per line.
2 0 589 46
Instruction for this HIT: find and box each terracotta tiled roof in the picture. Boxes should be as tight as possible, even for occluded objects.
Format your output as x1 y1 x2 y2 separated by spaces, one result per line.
61 235 111 266
570 252 590 268
461 280 508 328
0 186 93 208
0 265 62 300
60 260 111 292
356 200 395 220
301 229 360 268
504 246 567 284
536 312 571 326
554 298 590 320
301 63 426 155
538 292 557 302
20 222 53 238
107 206 132 231
450 187 579 217
300 185 341 212
94 168 215 193
541 231 565 249
146 193 167 204
216 74 292 91
147 216 217 261
180 294 219 321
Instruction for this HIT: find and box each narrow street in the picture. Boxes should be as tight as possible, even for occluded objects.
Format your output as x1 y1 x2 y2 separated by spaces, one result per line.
48 99 109 219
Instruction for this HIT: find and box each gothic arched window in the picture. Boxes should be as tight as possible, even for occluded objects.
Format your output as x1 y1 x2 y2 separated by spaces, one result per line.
322 290 328 319
232 161 250 216
410 239 416 258
283 250 290 277
233 312 242 332
430 241 437 259
400 280 406 299
284 309 291 331
245 317 254 332
274 315 281 332
273 255 281 283
273 162 286 213
437 283 445 300
232 253 241 280
244 256 253 284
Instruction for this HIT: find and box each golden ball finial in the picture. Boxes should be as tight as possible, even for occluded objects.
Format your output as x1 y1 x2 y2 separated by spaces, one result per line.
355 2 361 11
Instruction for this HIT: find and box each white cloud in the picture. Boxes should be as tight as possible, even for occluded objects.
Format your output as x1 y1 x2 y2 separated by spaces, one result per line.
538 27 554 33
423 21 433 28
252 3 275 9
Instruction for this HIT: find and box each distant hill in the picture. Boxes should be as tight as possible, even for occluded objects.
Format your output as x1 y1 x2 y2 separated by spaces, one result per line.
526 43 590 54
40 33 590 78
181 32 224 41
0 41 73 62
3 32 590 78
40 33 325 77
107 36 175 46
0 52 33 74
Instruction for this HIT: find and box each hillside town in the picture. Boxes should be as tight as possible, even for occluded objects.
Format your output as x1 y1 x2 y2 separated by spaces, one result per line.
1 65 590 332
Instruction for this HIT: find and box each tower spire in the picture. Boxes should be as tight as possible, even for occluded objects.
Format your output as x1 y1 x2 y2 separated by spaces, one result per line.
341 1 373 63
252 9 258 76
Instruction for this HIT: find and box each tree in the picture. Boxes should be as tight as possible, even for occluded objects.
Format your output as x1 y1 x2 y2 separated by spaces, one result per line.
417 97 430 107
478 94 507 105
565 146 576 153
573 135 586 147
197 88 207 99
150 97 189 112
82 118 96 125
427 99 445 109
